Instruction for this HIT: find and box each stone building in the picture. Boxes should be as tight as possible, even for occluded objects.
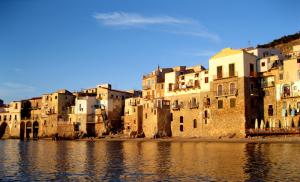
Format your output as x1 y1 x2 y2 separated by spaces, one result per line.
68 93 98 137
41 89 75 137
208 48 259 137
82 83 135 135
142 66 173 100
0 101 22 139
164 65 211 137
142 98 171 138
123 97 144 137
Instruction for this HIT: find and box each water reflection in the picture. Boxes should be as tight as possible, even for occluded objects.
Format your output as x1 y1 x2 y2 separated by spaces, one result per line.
0 140 299 181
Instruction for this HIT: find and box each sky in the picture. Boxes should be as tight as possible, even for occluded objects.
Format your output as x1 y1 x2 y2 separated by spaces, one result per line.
0 0 299 103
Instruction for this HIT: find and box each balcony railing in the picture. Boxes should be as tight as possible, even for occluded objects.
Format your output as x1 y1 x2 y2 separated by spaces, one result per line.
214 88 238 97
171 103 182 110
142 85 151 90
261 81 275 88
213 72 238 80
129 101 137 106
189 102 199 109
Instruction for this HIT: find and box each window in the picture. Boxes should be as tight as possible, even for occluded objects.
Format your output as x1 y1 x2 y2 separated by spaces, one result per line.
193 119 197 128
15 103 18 109
204 110 208 119
133 108 136 112
230 98 236 108
205 77 209 83
14 115 17 120
122 96 125 100
263 51 269 57
169 83 172 91
279 73 283 80
229 64 235 77
180 125 184 132
250 63 255 76
217 84 223 96
180 116 183 123
55 96 57 99
205 98 210 106
9 115 11 121
229 83 236 95
261 62 265 67
195 73 199 78
268 105 273 116
181 76 185 80
217 66 223 79
145 113 147 119
111 94 114 99
161 84 164 89
194 80 200 87
154 110 156 115
218 100 223 109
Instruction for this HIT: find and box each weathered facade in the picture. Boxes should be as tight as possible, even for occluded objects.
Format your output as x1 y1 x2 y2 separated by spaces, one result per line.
2 45 300 139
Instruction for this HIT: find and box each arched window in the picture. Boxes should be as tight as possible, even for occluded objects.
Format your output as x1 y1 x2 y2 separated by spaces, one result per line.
180 116 184 123
217 84 223 96
193 119 197 128
230 83 236 95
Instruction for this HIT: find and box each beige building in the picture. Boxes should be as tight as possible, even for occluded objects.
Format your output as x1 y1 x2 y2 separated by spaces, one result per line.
142 66 173 100
0 101 22 139
142 98 171 138
208 48 259 137
163 65 211 137
82 83 135 135
123 97 144 137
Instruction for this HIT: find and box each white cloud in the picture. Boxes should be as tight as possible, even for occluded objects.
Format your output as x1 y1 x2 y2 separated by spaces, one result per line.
94 12 220 42
94 12 191 26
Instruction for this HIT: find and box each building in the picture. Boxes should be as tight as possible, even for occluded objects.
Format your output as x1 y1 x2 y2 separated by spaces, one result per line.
123 97 144 137
208 48 259 137
82 83 135 135
68 93 98 137
164 65 211 137
0 101 22 139
142 66 173 100
142 98 171 138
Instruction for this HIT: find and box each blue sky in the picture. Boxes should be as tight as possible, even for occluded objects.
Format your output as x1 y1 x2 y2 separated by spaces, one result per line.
0 0 299 102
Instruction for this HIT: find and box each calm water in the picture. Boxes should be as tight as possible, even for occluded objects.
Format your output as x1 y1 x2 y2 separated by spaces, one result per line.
0 140 300 181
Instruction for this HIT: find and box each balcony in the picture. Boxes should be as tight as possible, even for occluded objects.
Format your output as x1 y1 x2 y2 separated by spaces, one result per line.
189 102 199 109
129 101 137 106
214 88 238 97
213 72 238 80
142 85 151 90
171 103 182 110
261 81 275 88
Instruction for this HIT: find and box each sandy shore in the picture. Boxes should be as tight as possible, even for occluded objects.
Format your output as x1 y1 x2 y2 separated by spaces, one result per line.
40 136 300 143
